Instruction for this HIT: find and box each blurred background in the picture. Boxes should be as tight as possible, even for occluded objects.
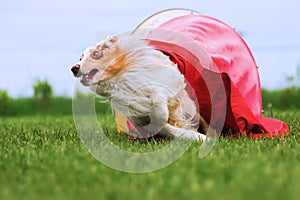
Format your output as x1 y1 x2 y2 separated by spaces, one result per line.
0 0 299 98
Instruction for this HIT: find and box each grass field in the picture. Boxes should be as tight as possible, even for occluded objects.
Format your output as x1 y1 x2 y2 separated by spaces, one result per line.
1 108 300 200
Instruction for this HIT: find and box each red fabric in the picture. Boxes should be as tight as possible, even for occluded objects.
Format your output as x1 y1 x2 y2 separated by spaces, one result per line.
147 14 289 138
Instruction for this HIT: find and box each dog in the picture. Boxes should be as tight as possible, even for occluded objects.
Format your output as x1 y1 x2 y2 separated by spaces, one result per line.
71 35 209 141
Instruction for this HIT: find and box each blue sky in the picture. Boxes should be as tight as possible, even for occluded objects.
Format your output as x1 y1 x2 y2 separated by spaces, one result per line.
1 0 299 97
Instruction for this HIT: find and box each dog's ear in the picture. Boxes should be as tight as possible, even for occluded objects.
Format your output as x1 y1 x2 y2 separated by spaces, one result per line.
101 43 109 50
98 36 117 51
107 35 118 43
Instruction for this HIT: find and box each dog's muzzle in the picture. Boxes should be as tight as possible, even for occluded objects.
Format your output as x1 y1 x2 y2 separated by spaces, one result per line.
71 64 81 77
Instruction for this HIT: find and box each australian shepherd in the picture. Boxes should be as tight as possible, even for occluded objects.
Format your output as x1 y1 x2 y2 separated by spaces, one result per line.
71 35 209 141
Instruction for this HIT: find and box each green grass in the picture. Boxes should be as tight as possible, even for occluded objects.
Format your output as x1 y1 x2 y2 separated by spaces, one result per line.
1 109 300 200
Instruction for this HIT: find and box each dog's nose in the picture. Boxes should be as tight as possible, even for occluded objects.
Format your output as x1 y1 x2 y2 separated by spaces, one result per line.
71 64 81 76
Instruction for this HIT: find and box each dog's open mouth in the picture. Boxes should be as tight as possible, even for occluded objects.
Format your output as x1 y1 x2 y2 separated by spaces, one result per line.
80 69 99 86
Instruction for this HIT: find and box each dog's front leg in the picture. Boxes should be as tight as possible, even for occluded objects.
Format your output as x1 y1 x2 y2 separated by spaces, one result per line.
138 90 169 136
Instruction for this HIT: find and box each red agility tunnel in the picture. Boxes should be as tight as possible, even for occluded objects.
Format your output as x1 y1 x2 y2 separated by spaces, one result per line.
117 9 289 138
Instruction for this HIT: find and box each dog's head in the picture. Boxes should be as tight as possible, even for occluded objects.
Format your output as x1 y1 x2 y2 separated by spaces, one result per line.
71 36 127 86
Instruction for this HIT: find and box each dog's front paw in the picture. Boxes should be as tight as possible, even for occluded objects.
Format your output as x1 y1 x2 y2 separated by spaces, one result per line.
182 130 207 141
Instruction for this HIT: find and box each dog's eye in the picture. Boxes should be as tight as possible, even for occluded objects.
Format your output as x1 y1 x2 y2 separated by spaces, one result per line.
93 51 99 56
91 50 103 60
